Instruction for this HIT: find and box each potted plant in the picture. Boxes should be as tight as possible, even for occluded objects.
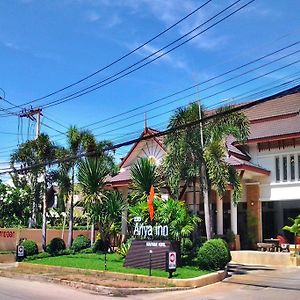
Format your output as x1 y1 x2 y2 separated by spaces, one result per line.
226 230 236 251
283 214 300 255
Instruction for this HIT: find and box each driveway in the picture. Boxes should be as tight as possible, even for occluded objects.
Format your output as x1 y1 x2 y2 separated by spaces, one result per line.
0 264 299 299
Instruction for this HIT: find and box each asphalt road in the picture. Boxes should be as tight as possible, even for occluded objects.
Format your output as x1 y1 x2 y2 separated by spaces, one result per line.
0 267 299 300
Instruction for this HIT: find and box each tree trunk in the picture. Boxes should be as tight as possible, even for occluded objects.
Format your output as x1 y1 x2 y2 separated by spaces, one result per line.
201 164 212 240
90 223 95 247
42 173 47 251
67 166 75 248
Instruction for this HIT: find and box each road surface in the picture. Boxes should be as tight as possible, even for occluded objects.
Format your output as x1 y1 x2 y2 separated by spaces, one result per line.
0 266 299 299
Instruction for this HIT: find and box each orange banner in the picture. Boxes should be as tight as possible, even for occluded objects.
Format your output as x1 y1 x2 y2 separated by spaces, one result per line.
148 185 154 221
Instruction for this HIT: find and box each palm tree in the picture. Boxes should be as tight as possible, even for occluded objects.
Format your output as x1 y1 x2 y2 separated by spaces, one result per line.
11 133 58 250
66 126 97 248
164 103 249 240
78 157 121 247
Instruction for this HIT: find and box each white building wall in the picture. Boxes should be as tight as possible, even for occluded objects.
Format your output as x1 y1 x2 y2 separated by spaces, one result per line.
248 144 300 201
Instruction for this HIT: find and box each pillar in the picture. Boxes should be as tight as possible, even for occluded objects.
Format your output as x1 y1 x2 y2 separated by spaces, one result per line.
216 194 223 235
230 191 238 235
246 183 262 244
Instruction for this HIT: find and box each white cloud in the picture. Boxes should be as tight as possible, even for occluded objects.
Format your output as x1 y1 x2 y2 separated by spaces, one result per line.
85 10 101 22
106 13 122 28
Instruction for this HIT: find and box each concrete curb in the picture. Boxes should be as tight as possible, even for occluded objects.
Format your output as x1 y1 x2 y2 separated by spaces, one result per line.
0 263 227 295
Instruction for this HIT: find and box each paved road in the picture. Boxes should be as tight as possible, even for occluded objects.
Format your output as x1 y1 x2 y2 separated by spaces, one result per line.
0 266 299 300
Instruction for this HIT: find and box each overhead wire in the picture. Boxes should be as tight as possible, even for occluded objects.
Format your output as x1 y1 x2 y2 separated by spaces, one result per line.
9 0 252 110
1 83 298 176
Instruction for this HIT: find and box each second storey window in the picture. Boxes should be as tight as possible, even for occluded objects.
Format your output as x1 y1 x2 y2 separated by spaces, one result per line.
283 156 287 181
290 155 295 181
275 157 280 181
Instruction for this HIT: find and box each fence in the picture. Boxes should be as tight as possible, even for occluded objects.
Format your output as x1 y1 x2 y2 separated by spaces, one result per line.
0 228 91 251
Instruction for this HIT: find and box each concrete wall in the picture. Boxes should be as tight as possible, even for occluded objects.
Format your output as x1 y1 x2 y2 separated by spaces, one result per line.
249 144 300 202
0 228 90 251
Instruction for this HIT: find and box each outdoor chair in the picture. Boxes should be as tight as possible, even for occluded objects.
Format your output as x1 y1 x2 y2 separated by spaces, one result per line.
276 235 289 252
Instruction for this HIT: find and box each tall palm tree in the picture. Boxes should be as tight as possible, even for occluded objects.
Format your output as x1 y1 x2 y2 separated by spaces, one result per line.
66 126 97 248
11 133 58 250
164 103 249 240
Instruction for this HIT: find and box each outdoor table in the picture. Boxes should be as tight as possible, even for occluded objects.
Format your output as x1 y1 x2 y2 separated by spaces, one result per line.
264 238 280 252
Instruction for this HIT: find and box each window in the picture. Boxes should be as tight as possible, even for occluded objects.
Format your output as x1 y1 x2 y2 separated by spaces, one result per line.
283 156 287 181
290 155 295 181
275 157 280 182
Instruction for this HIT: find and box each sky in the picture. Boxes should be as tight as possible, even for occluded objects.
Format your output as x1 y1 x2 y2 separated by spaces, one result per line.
0 0 300 174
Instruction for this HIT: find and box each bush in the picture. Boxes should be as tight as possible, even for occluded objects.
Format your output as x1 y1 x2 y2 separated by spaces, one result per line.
21 240 38 256
24 252 51 261
80 247 93 254
92 239 106 253
47 238 66 256
116 240 132 258
197 239 231 271
57 249 75 256
71 235 90 252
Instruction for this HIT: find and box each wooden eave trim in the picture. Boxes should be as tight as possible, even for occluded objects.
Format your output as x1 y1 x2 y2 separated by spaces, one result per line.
234 164 270 176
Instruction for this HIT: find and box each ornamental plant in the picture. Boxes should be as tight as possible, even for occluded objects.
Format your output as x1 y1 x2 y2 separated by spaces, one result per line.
21 240 38 256
197 239 231 271
283 215 300 242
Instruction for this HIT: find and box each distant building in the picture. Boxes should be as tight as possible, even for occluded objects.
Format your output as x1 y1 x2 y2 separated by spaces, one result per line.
107 85 300 248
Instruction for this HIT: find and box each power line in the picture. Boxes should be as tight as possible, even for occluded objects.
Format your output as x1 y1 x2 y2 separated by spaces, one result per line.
16 0 213 105
11 0 252 110
2 83 298 176
93 58 300 136
48 36 299 140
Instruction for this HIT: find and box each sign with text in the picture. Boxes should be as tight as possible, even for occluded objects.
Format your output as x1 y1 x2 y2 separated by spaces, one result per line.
124 240 175 269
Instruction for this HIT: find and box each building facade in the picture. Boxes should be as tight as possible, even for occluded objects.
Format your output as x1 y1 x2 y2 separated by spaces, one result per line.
107 86 300 248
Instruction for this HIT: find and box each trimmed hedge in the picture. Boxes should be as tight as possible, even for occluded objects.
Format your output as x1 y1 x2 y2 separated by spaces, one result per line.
46 238 66 256
71 235 90 252
21 240 38 256
197 238 231 271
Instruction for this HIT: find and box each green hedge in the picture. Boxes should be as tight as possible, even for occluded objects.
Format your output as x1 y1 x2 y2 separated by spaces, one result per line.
71 235 90 252
46 238 66 256
197 238 231 271
21 240 38 256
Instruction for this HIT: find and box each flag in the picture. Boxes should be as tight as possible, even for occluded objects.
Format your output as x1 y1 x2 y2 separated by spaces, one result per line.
148 185 154 221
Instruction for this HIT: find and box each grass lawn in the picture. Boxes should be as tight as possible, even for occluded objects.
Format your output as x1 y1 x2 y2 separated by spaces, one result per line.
29 253 210 279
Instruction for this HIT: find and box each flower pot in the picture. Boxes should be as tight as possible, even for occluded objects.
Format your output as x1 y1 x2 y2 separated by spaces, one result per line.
290 244 296 254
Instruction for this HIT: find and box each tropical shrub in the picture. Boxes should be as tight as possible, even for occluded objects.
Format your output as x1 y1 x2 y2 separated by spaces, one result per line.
197 239 231 270
92 239 106 253
46 238 66 256
24 252 51 261
116 240 132 258
21 240 38 256
71 235 90 252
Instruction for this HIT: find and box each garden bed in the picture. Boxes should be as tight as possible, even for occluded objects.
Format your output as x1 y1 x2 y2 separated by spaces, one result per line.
27 253 209 279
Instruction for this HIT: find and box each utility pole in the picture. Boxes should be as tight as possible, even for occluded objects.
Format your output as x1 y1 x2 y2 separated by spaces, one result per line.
19 108 42 140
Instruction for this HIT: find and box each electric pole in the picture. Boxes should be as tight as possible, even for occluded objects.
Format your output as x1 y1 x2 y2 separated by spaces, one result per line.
19 108 42 139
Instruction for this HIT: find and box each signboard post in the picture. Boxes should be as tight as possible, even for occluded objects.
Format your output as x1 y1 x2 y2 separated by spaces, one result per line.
16 245 25 262
166 251 176 278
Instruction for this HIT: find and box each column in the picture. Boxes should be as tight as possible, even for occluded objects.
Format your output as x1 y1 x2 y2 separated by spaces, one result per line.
216 194 223 235
230 193 238 235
